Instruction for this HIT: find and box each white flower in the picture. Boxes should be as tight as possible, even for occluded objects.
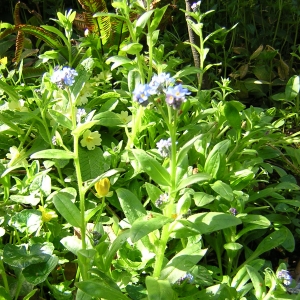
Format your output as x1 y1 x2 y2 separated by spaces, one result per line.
6 146 28 167
118 111 132 124
8 99 28 112
80 130 102 150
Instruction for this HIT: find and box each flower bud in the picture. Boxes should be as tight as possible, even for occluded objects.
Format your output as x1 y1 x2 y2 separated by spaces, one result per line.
95 178 110 197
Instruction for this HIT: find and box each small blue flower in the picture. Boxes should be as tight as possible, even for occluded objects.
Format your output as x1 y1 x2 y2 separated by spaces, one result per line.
229 208 238 216
156 138 172 158
191 1 201 11
133 84 154 105
150 73 175 93
165 84 190 109
176 273 194 285
51 66 78 88
277 270 292 286
155 193 169 207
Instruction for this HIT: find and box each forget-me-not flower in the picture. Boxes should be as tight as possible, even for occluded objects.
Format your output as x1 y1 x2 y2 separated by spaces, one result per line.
165 84 190 109
133 83 154 105
51 67 78 88
277 270 292 286
156 138 172 158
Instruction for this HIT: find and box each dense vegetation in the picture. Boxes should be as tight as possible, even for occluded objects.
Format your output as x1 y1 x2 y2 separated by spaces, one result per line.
0 0 300 299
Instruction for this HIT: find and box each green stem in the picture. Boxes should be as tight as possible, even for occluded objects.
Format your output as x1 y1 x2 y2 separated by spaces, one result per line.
40 110 66 187
0 260 9 295
153 224 170 278
152 106 178 278
68 88 87 280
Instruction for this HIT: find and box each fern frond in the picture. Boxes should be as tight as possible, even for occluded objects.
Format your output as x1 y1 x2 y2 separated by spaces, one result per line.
13 30 25 63
0 27 18 40
17 25 62 48
77 0 107 14
77 0 111 46
13 1 22 25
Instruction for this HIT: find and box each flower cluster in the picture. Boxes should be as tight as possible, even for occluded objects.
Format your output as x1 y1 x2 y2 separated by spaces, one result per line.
191 1 201 12
277 270 292 286
132 73 190 109
176 273 194 285
229 207 238 216
155 193 169 208
156 138 172 158
165 84 191 109
51 66 78 88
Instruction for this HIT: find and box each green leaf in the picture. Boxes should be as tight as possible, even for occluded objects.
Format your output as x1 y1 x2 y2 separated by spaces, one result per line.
3 243 52 269
0 287 12 300
136 10 154 36
204 151 221 179
0 79 19 101
116 188 146 225
53 191 82 228
104 230 131 271
239 214 271 227
224 102 241 131
72 121 100 136
60 236 82 256
176 133 203 165
145 183 163 204
189 212 242 234
160 245 207 283
106 56 132 70
76 280 130 300
194 192 215 207
121 43 143 55
10 195 40 206
210 180 233 201
93 111 123 127
177 173 211 191
132 149 171 187
23 255 59 285
31 149 74 160
10 210 42 234
243 228 287 266
130 213 172 243
150 5 168 32
48 109 72 129
145 277 176 300
285 75 299 101
245 265 265 299
281 226 295 252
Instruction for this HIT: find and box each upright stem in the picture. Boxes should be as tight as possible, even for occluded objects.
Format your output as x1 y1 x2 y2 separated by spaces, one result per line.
153 107 178 278
68 88 86 251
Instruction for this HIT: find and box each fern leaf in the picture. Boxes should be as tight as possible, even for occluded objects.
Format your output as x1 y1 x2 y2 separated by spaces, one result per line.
78 0 111 45
0 27 18 40
13 30 25 63
17 25 62 48
77 0 108 14
13 1 22 26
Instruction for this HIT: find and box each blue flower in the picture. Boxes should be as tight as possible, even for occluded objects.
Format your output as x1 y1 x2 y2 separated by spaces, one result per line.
133 84 154 105
165 84 190 109
176 273 194 285
150 73 175 94
156 138 172 157
51 66 78 87
229 208 238 216
277 270 292 286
